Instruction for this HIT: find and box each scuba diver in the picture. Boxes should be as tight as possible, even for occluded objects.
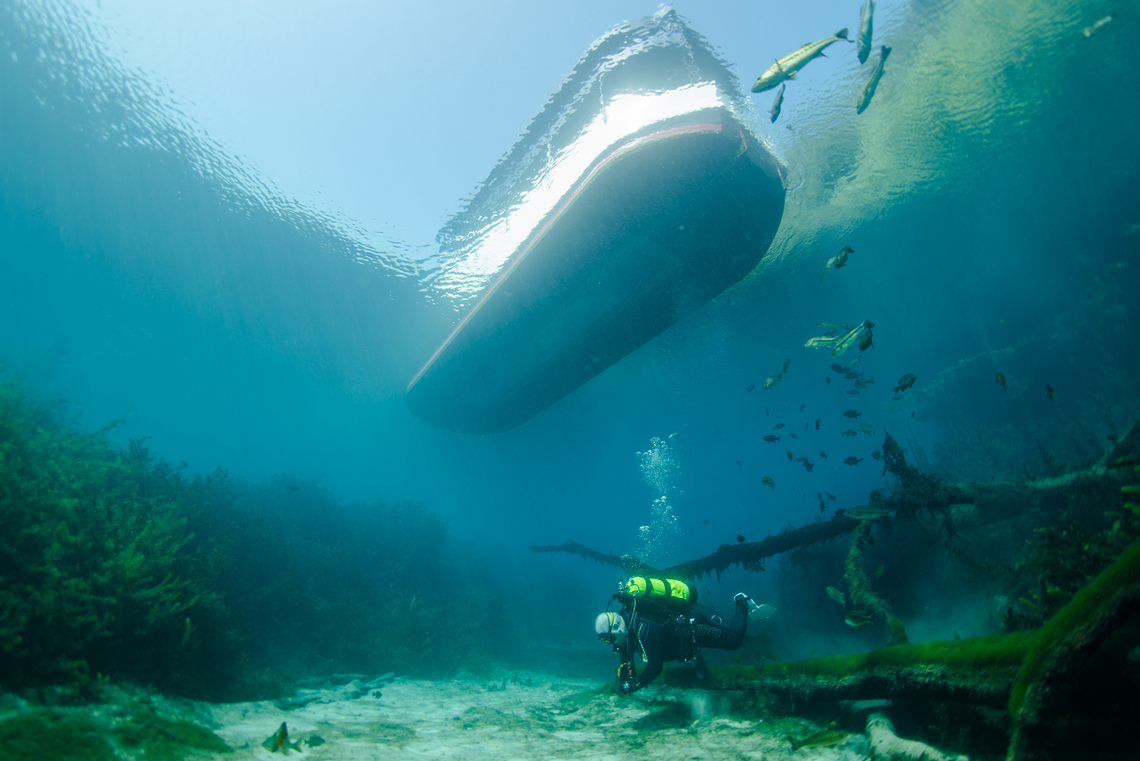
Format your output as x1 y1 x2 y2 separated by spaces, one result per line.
595 577 774 694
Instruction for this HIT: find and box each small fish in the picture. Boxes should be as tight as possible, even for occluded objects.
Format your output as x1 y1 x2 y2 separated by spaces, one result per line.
893 373 916 394
859 330 874 351
843 410 861 419
857 0 875 64
736 460 743 466
805 335 838 348
789 432 799 439
844 371 862 379
762 476 775 489
752 29 852 93
796 455 807 463
263 723 303 754
746 384 756 392
783 359 792 374
787 450 794 461
764 374 782 389
846 504 891 520
814 418 821 430
766 408 770 416
829 363 848 373
800 403 805 412
804 423 809 430
825 492 837 501
854 376 874 388
763 435 781 443
826 586 845 605
818 495 827 512
871 450 883 460
1046 384 1055 400
845 610 873 627
820 450 828 458
856 45 891 115
821 246 854 279
841 430 858 437
831 319 874 358
858 424 875 435
1082 12 1116 38
774 423 785 430
737 534 747 543
996 372 1007 392
825 376 831 385
669 433 681 439
846 390 860 395
770 83 786 122
803 460 814 472
307 735 326 748
844 456 863 465
702 520 711 525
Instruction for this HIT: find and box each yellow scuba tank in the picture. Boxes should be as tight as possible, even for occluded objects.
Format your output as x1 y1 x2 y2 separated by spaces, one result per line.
625 577 697 609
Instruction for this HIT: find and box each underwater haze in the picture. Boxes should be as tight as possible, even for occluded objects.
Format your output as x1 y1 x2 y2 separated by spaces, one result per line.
3 0 1140 692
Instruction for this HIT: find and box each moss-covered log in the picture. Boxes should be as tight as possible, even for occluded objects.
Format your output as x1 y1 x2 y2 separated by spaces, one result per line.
713 632 1034 709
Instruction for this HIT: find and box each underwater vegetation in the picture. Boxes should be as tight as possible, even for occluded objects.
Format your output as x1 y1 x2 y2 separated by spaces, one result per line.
0 375 505 700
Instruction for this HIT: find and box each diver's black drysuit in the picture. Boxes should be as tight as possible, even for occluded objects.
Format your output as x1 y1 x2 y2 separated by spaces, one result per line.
613 597 748 694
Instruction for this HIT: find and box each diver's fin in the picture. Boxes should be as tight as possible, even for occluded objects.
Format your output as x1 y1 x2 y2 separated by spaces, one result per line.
748 603 777 621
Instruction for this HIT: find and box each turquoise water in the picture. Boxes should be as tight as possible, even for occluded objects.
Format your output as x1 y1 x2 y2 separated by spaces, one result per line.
2 0 1138 671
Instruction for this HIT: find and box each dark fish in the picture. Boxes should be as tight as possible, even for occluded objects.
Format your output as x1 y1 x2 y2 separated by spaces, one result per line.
736 460 742 466
996 372 1007 391
825 376 831 385
893 373 916 394
308 735 326 748
857 0 875 64
804 423 809 430
846 390 860 395
818 494 827 512
843 409 861 419
746 384 756 392
763 435 780 443
829 363 847 373
859 330 874 351
774 423 785 430
871 450 883 460
770 83 786 122
826 492 838 501
762 476 775 489
789 433 799 439
1046 384 1055 400
821 246 854 279
800 404 805 412
702 520 711 525
842 430 858 436
766 408 770 416
796 455 807 463
856 45 891 114
737 534 747 543
844 457 863 465
814 417 821 430
783 358 792 374
804 460 814 472
844 371 862 379
787 451 794 460
820 450 828 458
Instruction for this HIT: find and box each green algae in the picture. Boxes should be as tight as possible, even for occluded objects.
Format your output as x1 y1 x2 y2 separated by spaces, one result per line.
112 708 232 759
0 710 116 761
1008 537 1140 718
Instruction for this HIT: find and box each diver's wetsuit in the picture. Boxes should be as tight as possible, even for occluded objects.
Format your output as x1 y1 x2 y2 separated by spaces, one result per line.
615 598 748 694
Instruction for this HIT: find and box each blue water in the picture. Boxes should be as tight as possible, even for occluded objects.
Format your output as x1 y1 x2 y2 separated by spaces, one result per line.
2 0 1138 655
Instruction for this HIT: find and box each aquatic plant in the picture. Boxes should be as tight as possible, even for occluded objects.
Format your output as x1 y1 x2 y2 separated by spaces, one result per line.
0 378 228 695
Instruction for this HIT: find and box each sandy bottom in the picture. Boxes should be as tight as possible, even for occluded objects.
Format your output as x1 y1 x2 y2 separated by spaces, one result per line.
200 672 870 761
